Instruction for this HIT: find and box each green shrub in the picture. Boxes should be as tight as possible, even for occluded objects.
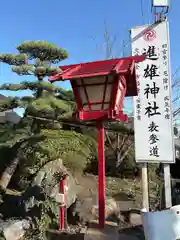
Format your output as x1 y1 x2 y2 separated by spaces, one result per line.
12 129 97 189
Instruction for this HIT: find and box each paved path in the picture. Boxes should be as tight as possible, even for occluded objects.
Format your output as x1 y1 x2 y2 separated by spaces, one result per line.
84 221 145 240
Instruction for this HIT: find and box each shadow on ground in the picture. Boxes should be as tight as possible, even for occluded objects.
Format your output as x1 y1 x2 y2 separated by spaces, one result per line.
45 230 85 240
86 221 145 240
119 226 145 240
112 192 135 201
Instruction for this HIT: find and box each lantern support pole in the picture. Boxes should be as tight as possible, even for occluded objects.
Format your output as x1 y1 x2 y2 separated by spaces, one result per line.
97 121 105 228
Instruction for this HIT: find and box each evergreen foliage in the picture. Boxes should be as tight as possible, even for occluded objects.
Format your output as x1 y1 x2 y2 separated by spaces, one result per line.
0 41 72 190
0 40 137 238
0 41 69 125
12 128 97 189
0 40 135 187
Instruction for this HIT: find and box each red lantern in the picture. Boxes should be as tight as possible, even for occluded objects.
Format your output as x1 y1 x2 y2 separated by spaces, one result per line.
49 55 145 229
50 56 144 122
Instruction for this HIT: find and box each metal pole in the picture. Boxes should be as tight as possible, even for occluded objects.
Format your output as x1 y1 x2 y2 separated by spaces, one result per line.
59 179 65 230
164 163 172 208
141 163 149 211
97 121 105 228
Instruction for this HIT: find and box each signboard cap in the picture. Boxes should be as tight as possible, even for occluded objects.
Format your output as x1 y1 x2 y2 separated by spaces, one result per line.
152 0 169 7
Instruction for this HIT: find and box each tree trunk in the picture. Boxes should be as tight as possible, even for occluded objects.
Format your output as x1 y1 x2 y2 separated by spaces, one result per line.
30 75 43 134
106 131 133 167
116 143 133 168
0 157 19 189
117 133 121 163
0 134 45 190
0 138 28 190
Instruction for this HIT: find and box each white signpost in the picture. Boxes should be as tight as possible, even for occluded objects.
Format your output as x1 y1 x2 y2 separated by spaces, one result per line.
131 20 174 210
131 20 174 164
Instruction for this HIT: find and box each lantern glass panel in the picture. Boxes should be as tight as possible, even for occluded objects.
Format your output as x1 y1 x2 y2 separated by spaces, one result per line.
76 75 114 111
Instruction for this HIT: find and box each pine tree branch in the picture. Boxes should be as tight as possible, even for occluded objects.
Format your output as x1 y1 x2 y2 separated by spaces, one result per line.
12 64 34 75
12 64 61 77
26 114 134 134
0 96 34 112
0 54 27 65
17 41 68 63
56 89 74 101
24 96 72 119
0 81 61 92
0 98 20 111
0 83 29 91
34 66 61 77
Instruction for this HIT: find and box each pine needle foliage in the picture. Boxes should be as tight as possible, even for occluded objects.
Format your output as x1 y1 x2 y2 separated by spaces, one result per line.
0 41 69 131
0 41 72 190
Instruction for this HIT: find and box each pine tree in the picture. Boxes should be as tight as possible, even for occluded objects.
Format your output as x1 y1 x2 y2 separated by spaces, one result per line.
0 41 69 189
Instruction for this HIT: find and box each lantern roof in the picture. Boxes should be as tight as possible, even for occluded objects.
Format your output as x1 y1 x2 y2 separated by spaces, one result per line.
50 56 144 81
49 55 145 96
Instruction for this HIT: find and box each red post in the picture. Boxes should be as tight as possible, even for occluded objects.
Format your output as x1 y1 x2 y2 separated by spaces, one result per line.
59 179 65 230
97 121 105 228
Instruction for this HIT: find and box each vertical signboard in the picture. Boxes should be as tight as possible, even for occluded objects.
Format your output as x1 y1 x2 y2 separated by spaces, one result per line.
131 20 174 163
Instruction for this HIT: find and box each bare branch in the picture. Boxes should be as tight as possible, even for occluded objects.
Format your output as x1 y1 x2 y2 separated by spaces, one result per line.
116 142 134 168
105 131 116 155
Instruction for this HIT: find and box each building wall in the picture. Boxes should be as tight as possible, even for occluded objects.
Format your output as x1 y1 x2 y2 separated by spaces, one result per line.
0 94 21 124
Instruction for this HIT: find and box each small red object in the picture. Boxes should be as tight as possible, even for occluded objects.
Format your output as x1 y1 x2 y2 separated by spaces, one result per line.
59 179 65 230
